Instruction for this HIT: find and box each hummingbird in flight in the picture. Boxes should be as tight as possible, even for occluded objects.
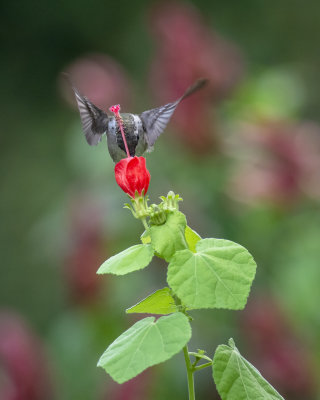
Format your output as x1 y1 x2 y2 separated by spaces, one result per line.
72 79 208 162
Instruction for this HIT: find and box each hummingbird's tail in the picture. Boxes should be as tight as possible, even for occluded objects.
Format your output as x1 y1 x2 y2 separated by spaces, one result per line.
180 78 208 101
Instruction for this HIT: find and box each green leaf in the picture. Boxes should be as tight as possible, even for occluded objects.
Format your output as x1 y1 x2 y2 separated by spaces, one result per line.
185 226 201 252
126 287 179 315
97 244 154 275
167 238 256 310
149 211 187 261
98 313 191 383
212 338 284 400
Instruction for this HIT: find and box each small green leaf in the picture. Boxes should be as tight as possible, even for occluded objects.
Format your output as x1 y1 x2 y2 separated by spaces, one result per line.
140 230 151 244
213 338 284 399
189 351 212 363
167 238 256 310
185 226 201 252
149 211 187 261
98 313 191 383
97 244 154 275
126 287 179 315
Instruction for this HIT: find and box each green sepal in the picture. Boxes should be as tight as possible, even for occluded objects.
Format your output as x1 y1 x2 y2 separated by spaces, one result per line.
125 194 149 219
126 287 179 315
167 238 257 310
149 203 167 225
212 338 284 399
97 244 154 275
98 313 191 383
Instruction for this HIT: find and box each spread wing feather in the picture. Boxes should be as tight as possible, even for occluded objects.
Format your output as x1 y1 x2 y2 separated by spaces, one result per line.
140 101 178 148
73 87 108 146
140 79 207 148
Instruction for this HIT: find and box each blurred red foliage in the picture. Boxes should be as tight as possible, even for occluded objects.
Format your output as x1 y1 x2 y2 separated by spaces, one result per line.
148 1 244 153
0 312 52 400
240 296 317 399
227 121 320 206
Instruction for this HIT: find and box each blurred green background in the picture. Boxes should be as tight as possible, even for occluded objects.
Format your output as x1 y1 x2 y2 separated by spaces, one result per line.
1 0 320 399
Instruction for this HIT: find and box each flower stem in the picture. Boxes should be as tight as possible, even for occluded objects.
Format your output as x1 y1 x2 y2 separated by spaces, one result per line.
183 345 195 400
141 217 149 231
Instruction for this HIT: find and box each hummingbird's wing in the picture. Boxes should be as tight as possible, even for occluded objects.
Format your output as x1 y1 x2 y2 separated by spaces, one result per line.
72 87 109 146
140 79 207 148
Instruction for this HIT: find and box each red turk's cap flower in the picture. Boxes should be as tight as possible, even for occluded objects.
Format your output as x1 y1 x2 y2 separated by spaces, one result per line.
115 157 150 198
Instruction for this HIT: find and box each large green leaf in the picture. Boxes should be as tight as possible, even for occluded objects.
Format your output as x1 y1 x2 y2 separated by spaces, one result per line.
167 238 256 310
149 211 187 261
98 313 191 383
213 339 284 399
126 287 179 315
97 244 154 275
185 226 201 252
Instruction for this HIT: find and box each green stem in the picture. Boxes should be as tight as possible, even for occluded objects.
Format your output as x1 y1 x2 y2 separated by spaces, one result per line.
183 345 195 400
141 217 149 230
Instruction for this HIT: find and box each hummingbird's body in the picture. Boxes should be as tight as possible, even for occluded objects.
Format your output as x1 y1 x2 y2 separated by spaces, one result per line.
72 79 207 162
106 114 146 162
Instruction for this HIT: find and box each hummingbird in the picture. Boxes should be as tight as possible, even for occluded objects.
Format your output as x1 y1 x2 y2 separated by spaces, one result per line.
72 78 208 163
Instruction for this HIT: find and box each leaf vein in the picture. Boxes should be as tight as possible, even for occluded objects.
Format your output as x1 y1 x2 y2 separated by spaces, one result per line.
201 255 238 304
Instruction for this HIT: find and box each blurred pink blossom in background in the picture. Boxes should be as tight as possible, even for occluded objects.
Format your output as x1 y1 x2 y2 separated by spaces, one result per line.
240 296 317 399
148 1 244 153
102 369 153 400
65 196 107 305
226 121 320 206
60 53 132 112
0 312 52 400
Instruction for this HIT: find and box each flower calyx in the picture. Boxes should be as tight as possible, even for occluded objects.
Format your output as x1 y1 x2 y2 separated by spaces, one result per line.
125 192 149 220
159 191 183 212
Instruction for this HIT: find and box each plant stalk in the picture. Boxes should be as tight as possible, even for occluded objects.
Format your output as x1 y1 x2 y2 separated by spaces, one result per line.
141 217 149 230
183 345 195 400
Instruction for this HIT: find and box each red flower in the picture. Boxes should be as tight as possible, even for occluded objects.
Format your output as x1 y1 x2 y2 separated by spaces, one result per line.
115 157 150 198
